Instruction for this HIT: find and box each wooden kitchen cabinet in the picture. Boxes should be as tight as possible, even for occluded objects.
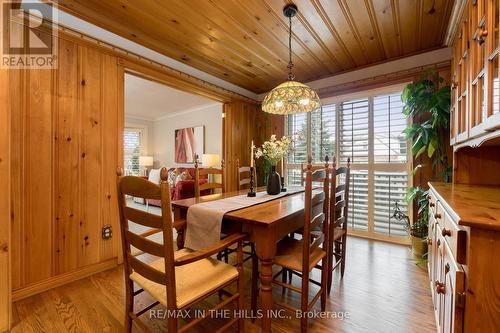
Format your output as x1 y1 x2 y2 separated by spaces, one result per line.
427 182 500 332
450 0 500 147
436 3 500 332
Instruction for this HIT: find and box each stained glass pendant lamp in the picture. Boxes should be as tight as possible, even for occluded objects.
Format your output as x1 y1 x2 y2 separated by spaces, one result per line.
262 3 321 115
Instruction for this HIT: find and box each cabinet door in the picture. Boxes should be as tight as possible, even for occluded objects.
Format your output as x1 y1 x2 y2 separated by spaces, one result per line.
470 0 489 135
457 10 470 143
428 213 438 304
435 225 445 333
442 241 465 333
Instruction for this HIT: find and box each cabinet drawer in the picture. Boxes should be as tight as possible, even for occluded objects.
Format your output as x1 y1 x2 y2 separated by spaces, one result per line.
434 204 467 265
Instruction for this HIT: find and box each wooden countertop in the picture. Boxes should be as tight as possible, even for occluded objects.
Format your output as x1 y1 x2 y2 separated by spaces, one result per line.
429 182 500 231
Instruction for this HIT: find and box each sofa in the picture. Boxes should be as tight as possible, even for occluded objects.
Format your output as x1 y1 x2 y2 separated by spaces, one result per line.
146 167 208 206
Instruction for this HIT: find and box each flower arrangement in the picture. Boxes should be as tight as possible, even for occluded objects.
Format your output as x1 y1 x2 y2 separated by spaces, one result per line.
254 135 293 165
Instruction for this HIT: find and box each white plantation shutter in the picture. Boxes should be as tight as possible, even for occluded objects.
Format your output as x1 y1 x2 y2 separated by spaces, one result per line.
287 112 307 185
373 171 409 236
311 105 335 162
373 94 407 163
124 128 143 175
371 93 410 238
347 171 369 231
338 98 370 232
285 88 411 242
339 98 369 164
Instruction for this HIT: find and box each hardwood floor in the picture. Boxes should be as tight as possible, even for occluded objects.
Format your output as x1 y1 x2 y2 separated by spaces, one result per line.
12 236 436 332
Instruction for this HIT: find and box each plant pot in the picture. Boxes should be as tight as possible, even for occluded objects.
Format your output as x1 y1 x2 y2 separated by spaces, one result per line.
411 235 427 258
266 165 281 195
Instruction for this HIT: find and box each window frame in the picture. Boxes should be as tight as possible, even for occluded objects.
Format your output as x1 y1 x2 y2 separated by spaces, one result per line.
124 126 145 176
285 83 413 244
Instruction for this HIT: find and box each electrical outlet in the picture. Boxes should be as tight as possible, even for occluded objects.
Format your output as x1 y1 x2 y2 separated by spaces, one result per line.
102 224 112 240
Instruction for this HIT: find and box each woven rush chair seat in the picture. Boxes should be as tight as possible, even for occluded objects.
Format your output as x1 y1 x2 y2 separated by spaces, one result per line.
274 235 326 272
130 248 239 309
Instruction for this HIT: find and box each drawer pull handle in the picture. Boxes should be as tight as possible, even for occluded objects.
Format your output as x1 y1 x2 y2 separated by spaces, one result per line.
434 213 442 219
437 239 441 247
442 228 451 237
430 202 435 208
436 282 446 294
427 238 432 245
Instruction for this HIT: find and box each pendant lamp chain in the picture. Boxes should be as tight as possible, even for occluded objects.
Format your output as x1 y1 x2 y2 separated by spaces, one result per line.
287 14 295 80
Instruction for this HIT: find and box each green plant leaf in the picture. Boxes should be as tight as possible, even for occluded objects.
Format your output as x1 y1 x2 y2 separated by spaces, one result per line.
427 137 438 158
412 164 424 175
415 145 426 159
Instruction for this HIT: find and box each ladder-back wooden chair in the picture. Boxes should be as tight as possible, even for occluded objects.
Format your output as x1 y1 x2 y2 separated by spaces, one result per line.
235 158 259 319
236 159 257 189
326 157 351 293
272 156 330 333
117 168 245 333
194 159 224 198
300 162 328 186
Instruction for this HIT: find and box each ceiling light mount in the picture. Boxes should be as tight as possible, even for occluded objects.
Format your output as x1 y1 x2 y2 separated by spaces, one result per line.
283 4 298 18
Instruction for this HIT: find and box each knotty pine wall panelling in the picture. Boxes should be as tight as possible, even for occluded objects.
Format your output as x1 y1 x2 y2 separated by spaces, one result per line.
223 101 284 192
10 34 123 297
0 65 12 332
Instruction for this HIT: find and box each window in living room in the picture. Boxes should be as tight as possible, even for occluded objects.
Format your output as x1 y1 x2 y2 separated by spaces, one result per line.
124 127 143 176
286 87 412 242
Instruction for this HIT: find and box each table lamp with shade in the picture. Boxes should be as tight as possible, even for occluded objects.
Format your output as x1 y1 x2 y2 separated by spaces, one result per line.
139 156 154 176
201 154 220 168
202 154 221 183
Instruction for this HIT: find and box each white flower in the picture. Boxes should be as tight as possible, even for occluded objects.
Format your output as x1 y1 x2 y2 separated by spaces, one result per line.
253 134 294 165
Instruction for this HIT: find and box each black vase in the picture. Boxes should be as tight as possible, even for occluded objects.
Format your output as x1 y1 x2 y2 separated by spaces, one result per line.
266 165 281 195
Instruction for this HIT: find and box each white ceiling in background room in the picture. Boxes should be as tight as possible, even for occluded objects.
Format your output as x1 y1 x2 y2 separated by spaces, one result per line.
124 73 220 120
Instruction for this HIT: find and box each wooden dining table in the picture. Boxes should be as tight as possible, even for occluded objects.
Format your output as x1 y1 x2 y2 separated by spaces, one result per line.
171 188 307 333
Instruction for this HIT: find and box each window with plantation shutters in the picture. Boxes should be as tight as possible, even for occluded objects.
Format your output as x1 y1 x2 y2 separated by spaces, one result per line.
124 128 143 176
285 87 412 242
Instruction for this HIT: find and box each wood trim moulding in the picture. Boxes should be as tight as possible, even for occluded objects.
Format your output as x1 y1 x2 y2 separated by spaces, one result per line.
443 0 468 46
121 61 230 104
317 61 451 99
11 258 118 302
453 129 500 152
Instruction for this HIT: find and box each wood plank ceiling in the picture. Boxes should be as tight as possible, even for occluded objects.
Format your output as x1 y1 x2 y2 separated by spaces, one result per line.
53 0 454 94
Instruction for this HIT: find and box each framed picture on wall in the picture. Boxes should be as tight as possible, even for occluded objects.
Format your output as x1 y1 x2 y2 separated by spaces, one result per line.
174 126 204 163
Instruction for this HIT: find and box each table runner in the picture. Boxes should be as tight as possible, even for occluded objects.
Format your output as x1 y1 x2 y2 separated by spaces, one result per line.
185 187 304 250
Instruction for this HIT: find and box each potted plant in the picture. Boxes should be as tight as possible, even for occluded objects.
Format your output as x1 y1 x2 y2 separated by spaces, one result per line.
392 189 429 258
254 135 293 194
396 70 451 258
